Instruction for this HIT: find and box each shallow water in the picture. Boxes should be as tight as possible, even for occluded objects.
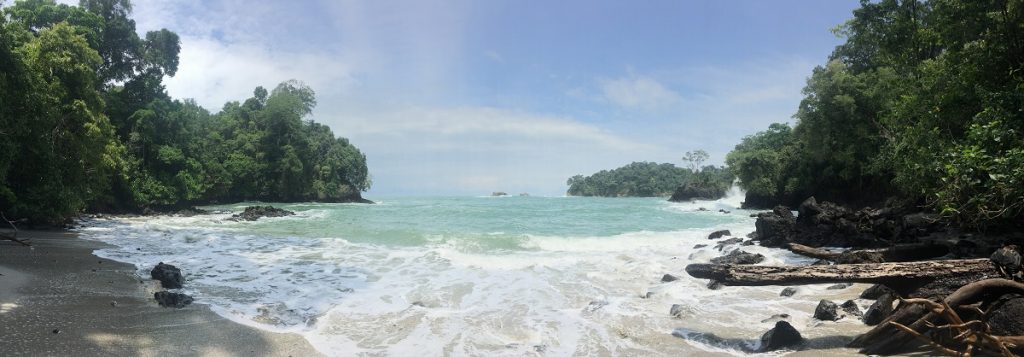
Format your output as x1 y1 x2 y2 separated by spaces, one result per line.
77 188 870 356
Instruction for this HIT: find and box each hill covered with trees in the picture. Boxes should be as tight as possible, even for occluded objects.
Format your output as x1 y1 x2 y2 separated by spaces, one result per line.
0 0 370 224
566 158 733 200
726 0 1023 228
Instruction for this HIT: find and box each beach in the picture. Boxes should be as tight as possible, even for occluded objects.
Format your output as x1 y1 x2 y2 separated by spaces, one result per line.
0 230 320 357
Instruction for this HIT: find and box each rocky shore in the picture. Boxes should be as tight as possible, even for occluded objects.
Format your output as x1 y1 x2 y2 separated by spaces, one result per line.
0 231 321 356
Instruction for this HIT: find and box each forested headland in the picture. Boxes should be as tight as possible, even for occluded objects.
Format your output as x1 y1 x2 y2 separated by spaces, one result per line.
0 0 371 224
565 159 733 200
727 0 1023 230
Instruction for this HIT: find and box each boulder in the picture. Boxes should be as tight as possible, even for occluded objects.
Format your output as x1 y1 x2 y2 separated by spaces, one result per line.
707 230 731 240
229 206 295 221
706 280 723 290
154 291 193 308
714 238 745 251
753 206 795 247
692 244 708 249
826 283 852 290
813 300 840 321
840 300 862 318
862 293 896 326
859 284 895 300
670 304 687 318
986 296 1024 335
710 250 765 265
780 287 798 297
150 262 184 289
759 321 803 351
661 274 680 282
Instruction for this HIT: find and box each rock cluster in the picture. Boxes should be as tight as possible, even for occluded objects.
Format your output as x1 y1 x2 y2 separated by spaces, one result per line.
229 206 295 221
150 262 184 289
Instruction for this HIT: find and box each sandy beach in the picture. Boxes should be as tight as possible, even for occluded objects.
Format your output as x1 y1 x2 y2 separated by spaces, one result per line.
0 230 321 357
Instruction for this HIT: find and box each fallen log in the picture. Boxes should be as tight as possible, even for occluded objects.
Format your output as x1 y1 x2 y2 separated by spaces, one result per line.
685 259 996 290
0 212 30 247
786 242 950 263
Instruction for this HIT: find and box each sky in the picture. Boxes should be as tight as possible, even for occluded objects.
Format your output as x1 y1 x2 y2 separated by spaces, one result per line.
71 0 861 196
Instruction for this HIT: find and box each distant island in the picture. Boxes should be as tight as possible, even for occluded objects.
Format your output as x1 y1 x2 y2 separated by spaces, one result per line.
566 154 733 201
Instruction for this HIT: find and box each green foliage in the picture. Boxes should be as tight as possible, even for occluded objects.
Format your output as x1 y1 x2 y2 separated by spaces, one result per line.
0 0 371 223
566 161 732 198
728 0 1024 226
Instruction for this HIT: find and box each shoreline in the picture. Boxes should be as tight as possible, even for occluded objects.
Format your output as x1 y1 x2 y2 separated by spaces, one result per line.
0 230 322 357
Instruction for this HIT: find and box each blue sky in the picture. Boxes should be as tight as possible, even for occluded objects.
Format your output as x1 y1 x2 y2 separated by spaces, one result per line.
98 0 861 196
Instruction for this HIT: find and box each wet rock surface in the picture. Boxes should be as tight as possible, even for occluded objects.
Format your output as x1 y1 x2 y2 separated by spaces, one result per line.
150 262 184 289
154 291 193 308
759 321 803 351
229 206 295 221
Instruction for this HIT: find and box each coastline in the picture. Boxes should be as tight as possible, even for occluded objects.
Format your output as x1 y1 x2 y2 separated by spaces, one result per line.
0 230 322 357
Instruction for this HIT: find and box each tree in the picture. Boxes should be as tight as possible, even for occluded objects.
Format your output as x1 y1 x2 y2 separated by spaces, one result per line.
682 150 709 173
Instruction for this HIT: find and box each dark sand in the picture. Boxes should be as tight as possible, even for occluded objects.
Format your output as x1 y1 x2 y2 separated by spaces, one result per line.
0 230 322 357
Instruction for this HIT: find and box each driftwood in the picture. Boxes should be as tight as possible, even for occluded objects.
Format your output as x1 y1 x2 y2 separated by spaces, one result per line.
852 279 1024 355
686 259 996 288
0 212 30 247
786 242 949 263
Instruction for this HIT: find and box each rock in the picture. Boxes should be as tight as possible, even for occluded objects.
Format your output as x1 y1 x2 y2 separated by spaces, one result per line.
826 283 852 290
710 250 765 265
707 230 731 239
813 300 840 321
862 293 895 326
780 287 797 297
987 296 1024 335
661 274 679 282
642 292 654 299
902 212 940 230
760 313 790 324
52 329 60 334
859 284 895 299
174 207 209 217
840 300 862 318
990 245 1022 278
692 244 707 249
718 209 731 214
714 238 744 251
670 304 687 318
150 262 184 289
229 206 295 221
154 291 193 308
668 182 727 202
519 193 529 197
491 192 508 197
759 321 803 351
753 206 795 247
706 280 723 290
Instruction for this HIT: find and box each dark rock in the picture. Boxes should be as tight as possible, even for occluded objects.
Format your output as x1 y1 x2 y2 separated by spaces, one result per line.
859 284 895 300
902 212 940 230
52 329 60 334
759 321 803 351
670 304 687 318
229 206 295 221
862 293 896 326
834 250 886 264
491 192 508 197
707 230 731 240
840 300 862 318
741 239 755 246
813 300 840 321
710 250 765 265
714 238 744 251
706 280 723 290
987 296 1024 335
780 287 797 297
760 313 791 324
642 292 654 299
154 291 193 308
668 182 727 202
990 245 1022 278
826 283 852 290
150 262 184 289
661 274 679 282
718 209 731 214
692 244 708 249
753 206 795 247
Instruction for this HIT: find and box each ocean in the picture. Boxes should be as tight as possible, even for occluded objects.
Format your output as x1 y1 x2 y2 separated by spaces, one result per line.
76 188 868 356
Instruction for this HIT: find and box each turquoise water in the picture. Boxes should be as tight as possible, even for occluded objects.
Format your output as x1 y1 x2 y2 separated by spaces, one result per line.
78 190 868 356
205 196 743 250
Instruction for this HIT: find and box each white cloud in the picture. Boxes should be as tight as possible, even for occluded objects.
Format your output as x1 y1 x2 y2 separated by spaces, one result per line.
600 76 681 110
164 36 358 110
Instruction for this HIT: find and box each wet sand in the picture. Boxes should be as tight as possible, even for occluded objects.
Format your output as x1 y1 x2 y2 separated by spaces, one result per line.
0 230 321 357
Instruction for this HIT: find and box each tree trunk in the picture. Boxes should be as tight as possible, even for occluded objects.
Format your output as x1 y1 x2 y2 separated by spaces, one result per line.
685 259 996 288
785 242 949 263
